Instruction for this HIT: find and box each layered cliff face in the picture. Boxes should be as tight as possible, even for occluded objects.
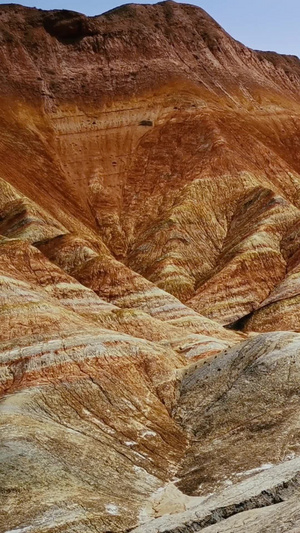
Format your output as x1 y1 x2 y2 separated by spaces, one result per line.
2 1 300 532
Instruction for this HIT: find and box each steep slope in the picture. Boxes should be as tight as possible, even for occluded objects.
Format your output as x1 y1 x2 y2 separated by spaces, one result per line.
0 233 188 532
175 332 300 496
2 1 300 532
1 2 300 329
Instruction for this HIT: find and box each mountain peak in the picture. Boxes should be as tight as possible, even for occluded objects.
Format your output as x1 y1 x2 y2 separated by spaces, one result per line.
2 3 300 532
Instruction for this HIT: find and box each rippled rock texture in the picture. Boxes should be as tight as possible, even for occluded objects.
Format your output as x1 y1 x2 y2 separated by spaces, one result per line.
2 1 300 531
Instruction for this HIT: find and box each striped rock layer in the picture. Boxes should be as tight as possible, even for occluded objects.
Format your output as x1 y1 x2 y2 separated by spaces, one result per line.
1 2 300 532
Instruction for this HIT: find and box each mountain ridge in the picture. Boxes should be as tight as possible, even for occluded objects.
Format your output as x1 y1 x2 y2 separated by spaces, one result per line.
2 2 300 532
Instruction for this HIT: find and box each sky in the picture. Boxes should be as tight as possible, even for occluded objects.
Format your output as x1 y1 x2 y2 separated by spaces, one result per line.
1 0 300 57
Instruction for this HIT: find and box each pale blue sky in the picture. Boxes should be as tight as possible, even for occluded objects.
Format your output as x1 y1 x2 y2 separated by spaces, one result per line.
1 0 300 57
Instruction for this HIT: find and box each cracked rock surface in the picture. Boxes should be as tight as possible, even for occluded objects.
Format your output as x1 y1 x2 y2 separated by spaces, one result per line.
131 458 300 532
2 1 300 532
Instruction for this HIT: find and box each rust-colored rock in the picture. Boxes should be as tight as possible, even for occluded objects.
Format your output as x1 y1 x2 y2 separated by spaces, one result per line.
2 1 300 531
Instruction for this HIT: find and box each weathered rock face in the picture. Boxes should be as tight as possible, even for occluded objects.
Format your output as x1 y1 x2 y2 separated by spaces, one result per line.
2 1 300 326
132 458 300 532
175 332 300 495
2 1 300 531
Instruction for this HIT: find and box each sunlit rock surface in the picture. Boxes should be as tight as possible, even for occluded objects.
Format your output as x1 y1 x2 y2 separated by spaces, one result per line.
1 1 300 531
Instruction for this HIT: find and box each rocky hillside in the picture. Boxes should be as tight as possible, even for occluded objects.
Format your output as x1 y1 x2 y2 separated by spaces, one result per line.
1 1 300 531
